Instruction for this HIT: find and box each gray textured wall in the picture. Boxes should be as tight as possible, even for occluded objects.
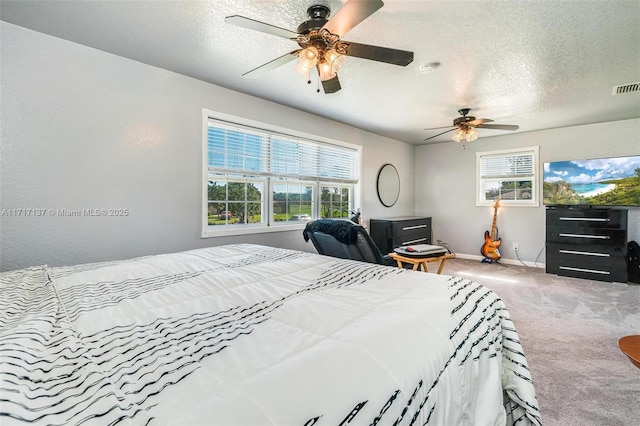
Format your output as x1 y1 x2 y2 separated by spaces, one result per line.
415 118 640 265
0 23 415 271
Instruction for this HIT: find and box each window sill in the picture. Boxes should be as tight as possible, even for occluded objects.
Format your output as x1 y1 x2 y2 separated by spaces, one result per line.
201 223 308 238
476 201 539 207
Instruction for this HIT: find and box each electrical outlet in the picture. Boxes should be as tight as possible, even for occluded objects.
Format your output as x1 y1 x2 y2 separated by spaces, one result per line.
513 243 519 251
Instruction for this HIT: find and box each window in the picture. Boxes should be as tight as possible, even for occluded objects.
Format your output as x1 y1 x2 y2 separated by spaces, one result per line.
476 146 539 206
203 110 360 236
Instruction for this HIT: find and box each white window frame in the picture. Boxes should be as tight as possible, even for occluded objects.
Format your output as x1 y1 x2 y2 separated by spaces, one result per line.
202 109 362 237
476 146 539 207
319 183 354 220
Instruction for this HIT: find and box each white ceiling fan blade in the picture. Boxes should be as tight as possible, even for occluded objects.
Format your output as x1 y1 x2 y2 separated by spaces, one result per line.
322 0 383 37
467 118 494 126
225 15 299 39
242 51 299 78
424 125 455 131
424 128 456 141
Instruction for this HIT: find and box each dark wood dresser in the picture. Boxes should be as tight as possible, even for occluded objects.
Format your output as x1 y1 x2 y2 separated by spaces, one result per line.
546 206 628 282
369 216 432 254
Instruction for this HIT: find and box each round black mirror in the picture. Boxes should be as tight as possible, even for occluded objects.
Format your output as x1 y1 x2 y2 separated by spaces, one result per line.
377 164 400 207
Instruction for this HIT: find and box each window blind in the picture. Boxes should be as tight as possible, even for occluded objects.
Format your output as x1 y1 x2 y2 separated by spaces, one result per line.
480 151 535 179
207 119 358 183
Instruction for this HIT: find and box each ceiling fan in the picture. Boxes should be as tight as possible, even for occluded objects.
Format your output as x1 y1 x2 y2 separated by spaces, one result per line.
225 0 414 94
424 108 520 143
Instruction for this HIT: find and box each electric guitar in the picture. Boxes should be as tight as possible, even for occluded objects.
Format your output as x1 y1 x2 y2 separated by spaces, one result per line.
481 198 502 260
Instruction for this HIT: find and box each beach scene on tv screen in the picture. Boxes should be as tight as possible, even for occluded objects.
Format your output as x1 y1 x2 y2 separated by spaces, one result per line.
543 155 640 206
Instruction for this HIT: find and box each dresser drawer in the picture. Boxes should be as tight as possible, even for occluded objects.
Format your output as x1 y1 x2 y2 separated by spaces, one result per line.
546 208 626 229
546 259 628 282
546 227 627 247
550 263 627 282
545 206 628 282
392 219 431 246
547 243 626 267
369 217 432 254
546 241 626 257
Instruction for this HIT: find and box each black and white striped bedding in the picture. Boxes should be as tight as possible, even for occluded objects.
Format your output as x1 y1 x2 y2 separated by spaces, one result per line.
1 244 542 425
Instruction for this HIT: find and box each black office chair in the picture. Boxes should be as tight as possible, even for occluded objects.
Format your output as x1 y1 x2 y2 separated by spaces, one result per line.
303 219 395 266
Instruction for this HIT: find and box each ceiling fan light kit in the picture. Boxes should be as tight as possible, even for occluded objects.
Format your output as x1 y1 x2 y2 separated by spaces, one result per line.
424 108 520 144
225 0 414 94
295 28 347 84
452 127 478 143
298 46 319 69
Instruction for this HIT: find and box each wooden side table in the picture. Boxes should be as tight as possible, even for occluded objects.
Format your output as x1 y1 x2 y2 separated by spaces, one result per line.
389 252 454 274
619 335 640 369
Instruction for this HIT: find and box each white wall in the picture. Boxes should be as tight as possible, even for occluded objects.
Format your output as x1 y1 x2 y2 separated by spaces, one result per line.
0 23 415 271
415 119 640 265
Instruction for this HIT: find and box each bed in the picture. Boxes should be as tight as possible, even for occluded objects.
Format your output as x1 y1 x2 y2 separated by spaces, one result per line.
0 244 542 425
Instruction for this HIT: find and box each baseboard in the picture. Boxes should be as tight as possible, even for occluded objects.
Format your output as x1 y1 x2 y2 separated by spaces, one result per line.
452 253 546 269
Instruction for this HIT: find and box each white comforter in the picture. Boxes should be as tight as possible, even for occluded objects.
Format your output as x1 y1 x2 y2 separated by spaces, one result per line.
0 244 542 425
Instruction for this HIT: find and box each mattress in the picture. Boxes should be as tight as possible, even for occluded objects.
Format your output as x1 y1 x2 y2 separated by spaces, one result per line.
0 244 542 425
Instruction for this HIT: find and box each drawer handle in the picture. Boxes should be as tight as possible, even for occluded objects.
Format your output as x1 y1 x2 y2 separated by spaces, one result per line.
402 224 427 231
402 238 427 245
559 217 610 222
559 266 610 275
558 249 610 257
558 233 610 239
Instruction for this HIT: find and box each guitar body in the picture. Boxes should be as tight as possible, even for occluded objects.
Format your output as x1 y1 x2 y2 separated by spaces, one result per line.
481 198 502 261
481 231 502 260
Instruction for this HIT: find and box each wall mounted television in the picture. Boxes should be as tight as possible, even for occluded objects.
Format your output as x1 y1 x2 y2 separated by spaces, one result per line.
543 155 640 207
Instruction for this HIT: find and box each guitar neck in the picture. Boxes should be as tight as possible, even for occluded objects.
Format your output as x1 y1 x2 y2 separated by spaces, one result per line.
490 208 498 240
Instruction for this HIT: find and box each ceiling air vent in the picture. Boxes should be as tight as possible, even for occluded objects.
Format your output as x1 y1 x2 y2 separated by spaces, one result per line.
612 82 640 95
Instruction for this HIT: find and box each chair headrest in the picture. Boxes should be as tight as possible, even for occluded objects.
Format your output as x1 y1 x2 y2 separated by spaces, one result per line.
303 220 360 245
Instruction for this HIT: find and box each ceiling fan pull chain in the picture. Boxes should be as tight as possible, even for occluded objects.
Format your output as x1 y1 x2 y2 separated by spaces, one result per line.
314 66 320 93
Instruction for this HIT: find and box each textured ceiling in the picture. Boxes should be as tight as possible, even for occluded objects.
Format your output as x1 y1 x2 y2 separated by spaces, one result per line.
1 0 639 145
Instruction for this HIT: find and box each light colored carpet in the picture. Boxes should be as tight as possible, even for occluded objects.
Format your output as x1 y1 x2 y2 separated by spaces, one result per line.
439 258 640 426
